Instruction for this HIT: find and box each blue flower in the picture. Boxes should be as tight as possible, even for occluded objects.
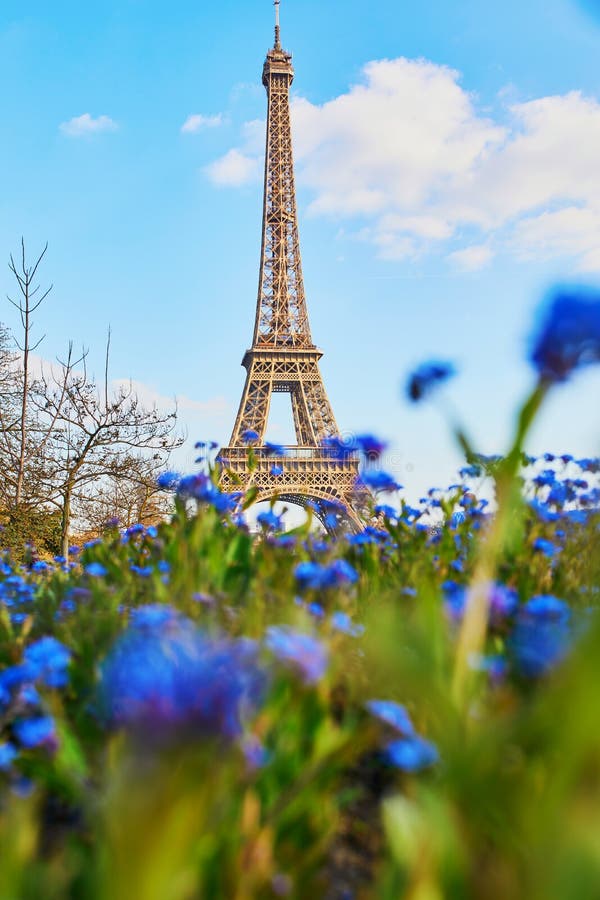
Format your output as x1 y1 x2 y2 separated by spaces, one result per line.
130 565 154 578
321 436 358 459
127 524 145 536
83 536 101 550
308 601 325 619
567 510 589 525
511 618 571 677
273 534 297 550
406 361 456 403
157 471 180 491
242 429 260 444
366 700 415 736
530 287 600 382
18 684 40 706
85 563 107 578
529 499 559 523
385 736 439 772
375 504 399 521
356 434 387 460
358 470 401 493
294 560 358 591
266 627 328 684
14 716 57 750
331 612 364 637
0 742 17 770
548 482 571 507
328 559 359 586
533 469 556 488
24 637 71 689
131 604 178 629
572 479 589 490
177 474 238 515
0 664 38 697
442 581 466 621
489 584 518 624
577 457 600 473
533 538 560 558
323 513 339 531
100 612 264 739
263 442 287 457
347 532 373 547
257 509 283 531
510 595 572 677
449 511 466 529
270 465 284 477
522 595 570 622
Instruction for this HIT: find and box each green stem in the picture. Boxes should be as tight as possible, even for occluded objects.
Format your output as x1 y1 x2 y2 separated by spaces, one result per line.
452 381 548 707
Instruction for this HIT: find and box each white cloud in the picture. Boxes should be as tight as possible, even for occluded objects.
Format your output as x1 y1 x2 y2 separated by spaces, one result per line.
111 378 230 417
99 379 233 467
60 113 118 137
204 149 260 187
512 206 600 272
181 113 224 134
208 58 600 271
449 244 495 271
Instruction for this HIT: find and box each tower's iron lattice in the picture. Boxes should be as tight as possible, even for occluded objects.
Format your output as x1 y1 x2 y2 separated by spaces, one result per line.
219 8 364 530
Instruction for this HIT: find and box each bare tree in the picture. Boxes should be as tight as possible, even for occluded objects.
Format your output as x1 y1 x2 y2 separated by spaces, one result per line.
75 455 174 535
1 241 182 557
0 322 20 491
32 335 183 557
7 240 52 506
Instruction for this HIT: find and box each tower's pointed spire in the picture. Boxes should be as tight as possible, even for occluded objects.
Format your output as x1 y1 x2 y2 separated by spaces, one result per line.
274 0 281 49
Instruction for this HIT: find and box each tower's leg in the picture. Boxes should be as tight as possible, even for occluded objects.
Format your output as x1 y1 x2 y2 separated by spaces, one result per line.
230 362 273 445
300 378 339 443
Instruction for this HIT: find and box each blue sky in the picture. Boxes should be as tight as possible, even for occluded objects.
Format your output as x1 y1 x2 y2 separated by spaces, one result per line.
1 0 599 500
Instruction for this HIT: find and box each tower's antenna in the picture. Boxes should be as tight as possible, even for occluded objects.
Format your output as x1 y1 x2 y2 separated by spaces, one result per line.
274 0 281 49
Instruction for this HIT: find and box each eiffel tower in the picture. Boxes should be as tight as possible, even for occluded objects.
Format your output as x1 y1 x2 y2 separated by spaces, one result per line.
219 2 363 531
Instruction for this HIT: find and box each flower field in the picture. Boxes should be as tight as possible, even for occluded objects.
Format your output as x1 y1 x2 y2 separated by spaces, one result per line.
1 288 600 899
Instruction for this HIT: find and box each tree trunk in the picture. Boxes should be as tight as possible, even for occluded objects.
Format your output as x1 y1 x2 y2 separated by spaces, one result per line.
15 297 29 506
61 482 73 561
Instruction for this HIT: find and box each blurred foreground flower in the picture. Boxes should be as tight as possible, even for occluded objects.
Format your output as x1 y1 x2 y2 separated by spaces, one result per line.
266 626 328 684
99 606 265 740
295 559 358 591
14 716 57 750
358 470 402 493
24 637 71 688
530 287 600 382
509 595 573 678
367 700 415 736
385 736 439 772
156 471 180 491
0 741 17 770
406 361 456 403
356 434 388 459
